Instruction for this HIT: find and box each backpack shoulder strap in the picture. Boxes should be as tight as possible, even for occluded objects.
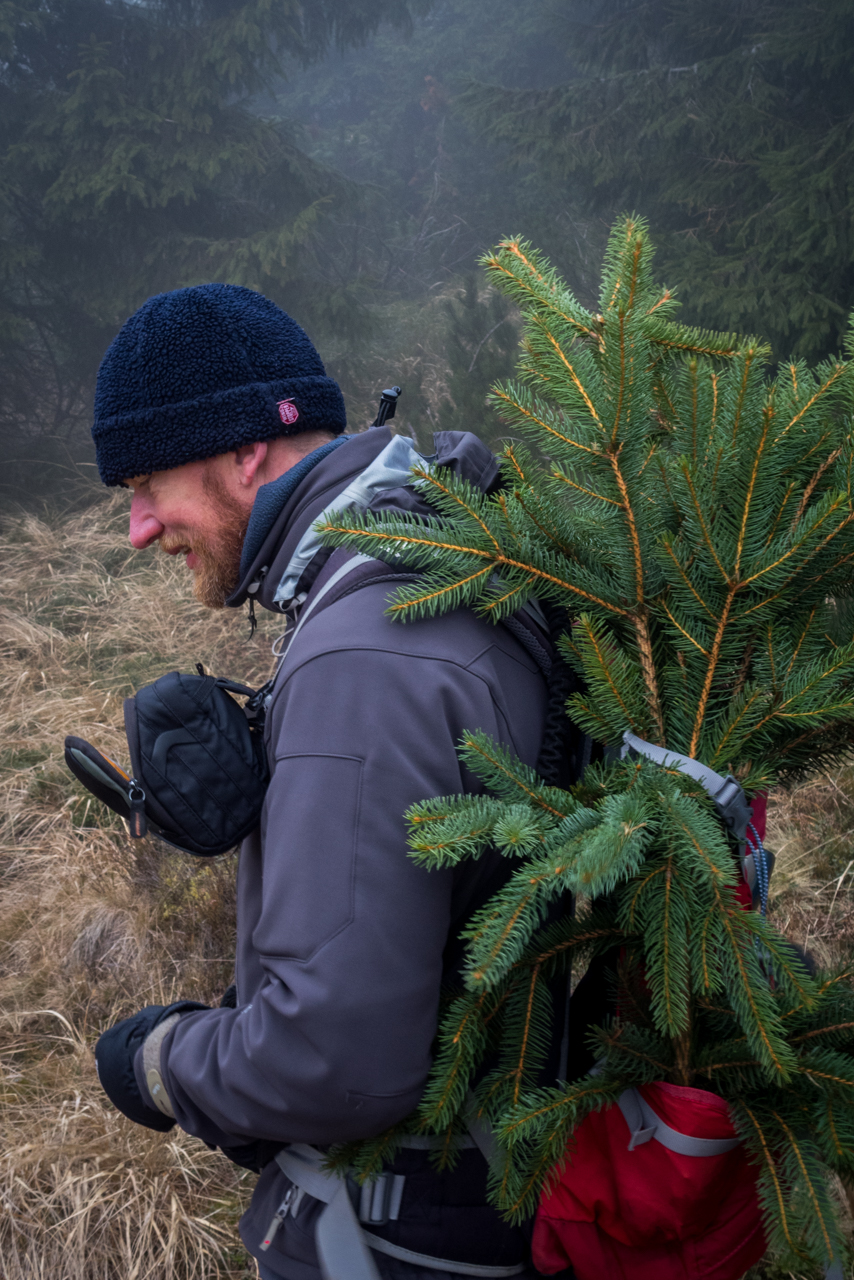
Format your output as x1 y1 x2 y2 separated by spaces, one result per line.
285 550 557 680
285 552 377 647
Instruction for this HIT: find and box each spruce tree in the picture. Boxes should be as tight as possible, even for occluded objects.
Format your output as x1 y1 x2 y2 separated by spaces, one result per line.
459 0 854 365
0 0 410 492
436 276 518 448
322 217 854 1270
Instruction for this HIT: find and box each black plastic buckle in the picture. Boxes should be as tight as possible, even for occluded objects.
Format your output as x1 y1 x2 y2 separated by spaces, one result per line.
711 775 752 844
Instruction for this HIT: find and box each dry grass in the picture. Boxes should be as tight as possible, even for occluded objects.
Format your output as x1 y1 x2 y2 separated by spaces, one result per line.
1 494 853 1278
765 770 854 972
749 778 854 1276
0 494 280 1279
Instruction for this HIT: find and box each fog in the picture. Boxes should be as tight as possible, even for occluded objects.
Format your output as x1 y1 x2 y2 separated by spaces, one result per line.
1 0 851 505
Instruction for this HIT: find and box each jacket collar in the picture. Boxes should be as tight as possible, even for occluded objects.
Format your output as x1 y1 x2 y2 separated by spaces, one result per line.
227 426 501 616
237 435 351 580
226 427 420 614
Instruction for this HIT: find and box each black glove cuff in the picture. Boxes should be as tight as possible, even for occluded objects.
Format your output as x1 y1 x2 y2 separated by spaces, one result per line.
95 1000 208 1131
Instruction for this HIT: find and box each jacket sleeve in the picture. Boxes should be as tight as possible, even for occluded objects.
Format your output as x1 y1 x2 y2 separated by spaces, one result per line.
157 641 509 1147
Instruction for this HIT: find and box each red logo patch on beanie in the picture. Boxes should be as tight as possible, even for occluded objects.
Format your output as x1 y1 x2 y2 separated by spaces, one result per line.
277 399 299 426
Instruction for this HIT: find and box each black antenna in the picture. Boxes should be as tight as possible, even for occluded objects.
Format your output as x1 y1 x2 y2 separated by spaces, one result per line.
371 385 402 428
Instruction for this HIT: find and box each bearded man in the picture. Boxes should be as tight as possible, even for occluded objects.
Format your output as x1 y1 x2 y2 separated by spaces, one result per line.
90 283 573 1280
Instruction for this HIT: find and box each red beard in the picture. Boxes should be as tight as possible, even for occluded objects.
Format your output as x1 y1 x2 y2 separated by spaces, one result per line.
158 474 250 609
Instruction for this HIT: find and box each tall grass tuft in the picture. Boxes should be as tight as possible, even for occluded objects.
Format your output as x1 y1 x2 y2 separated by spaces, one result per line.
1 495 852 1277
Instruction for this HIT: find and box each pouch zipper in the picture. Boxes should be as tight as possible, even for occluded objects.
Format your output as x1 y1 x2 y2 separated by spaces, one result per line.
127 782 147 838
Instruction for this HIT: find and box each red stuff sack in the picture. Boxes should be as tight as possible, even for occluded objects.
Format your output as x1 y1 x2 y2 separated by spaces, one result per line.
532 1081 766 1280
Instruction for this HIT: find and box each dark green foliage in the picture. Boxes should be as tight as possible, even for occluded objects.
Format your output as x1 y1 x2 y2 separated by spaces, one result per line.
0 0 410 494
272 0 573 293
322 218 854 1266
459 0 854 364
260 0 583 447
436 276 519 447
324 223 854 783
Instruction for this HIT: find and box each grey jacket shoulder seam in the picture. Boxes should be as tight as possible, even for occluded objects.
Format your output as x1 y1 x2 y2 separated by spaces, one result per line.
271 643 503 696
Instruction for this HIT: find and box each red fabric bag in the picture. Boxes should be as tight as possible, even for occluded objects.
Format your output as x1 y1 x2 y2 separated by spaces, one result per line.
532 1081 766 1280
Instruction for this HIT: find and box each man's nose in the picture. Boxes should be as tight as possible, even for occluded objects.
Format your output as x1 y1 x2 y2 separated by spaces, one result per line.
129 493 164 549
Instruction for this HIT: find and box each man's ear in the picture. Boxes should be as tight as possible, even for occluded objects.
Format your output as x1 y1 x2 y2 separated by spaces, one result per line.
233 441 268 487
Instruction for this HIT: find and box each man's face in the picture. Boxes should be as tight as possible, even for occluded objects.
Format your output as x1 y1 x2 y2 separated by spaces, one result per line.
126 458 251 608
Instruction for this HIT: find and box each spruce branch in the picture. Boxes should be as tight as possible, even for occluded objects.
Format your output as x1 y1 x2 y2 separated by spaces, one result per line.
326 217 854 1265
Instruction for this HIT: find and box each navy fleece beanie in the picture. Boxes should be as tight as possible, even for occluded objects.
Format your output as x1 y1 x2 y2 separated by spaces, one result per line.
92 284 347 486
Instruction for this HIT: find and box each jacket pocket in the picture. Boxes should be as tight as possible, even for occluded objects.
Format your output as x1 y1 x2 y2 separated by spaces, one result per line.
256 753 363 962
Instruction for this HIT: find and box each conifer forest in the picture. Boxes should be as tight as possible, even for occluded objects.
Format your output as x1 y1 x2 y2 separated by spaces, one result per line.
4 2 854 1279
3 0 854 498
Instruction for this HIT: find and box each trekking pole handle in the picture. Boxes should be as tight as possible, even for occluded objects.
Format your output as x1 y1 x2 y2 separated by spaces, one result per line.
371 385 402 428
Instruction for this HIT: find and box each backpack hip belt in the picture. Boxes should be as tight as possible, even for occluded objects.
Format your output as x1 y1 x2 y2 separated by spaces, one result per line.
262 1142 527 1280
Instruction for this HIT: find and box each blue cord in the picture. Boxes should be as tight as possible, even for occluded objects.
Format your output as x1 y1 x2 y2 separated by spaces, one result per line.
744 821 772 973
745 821 769 917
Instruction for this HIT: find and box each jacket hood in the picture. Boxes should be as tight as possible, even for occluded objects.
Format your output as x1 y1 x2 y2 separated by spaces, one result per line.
226 427 500 615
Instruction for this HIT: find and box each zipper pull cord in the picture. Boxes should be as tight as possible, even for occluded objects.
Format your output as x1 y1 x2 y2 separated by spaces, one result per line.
127 782 147 839
246 567 268 641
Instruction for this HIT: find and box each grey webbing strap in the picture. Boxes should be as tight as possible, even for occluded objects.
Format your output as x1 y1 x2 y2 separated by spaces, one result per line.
275 1141 526 1279
359 1172 406 1226
275 1145 382 1280
621 730 753 845
394 1103 492 1161
618 1088 741 1156
283 557 556 692
361 1231 527 1276
397 1132 478 1150
520 595 548 631
284 553 375 652
465 1092 502 1172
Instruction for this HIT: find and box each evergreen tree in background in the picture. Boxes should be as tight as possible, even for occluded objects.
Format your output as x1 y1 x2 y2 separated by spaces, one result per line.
268 0 578 445
322 218 854 1269
461 0 854 364
270 0 573 295
0 0 410 492
5 0 854 509
436 276 518 446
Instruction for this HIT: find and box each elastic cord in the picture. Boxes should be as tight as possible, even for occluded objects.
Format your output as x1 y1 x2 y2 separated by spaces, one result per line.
745 821 769 917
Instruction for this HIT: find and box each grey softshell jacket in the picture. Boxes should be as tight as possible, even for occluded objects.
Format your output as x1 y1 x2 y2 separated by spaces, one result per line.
155 428 550 1275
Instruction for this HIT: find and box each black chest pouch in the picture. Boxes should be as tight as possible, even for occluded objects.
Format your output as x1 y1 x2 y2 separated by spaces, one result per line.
65 668 271 857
